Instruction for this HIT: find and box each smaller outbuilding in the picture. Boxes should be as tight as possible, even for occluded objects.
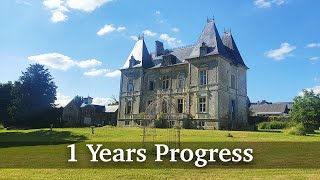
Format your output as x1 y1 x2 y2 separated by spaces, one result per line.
250 101 292 117
63 96 118 127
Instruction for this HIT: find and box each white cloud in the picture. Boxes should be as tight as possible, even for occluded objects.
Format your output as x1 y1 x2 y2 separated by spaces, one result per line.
51 10 68 23
28 53 102 70
254 0 287 8
299 86 320 96
83 69 109 76
310 57 320 64
254 0 271 8
142 30 157 37
130 35 139 41
16 0 32 6
97 24 126 36
310 57 320 61
43 0 111 23
117 26 126 31
105 70 121 77
55 93 113 107
159 33 183 47
78 59 102 68
43 0 64 9
83 69 121 77
92 97 113 106
306 43 320 48
171 27 180 32
55 93 72 107
97 24 116 36
28 53 76 70
265 42 296 60
155 11 160 15
66 0 112 12
43 0 69 23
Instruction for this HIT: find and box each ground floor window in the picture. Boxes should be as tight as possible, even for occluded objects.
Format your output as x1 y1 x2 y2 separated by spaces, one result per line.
169 120 175 128
125 120 130 126
137 120 141 126
199 121 205 127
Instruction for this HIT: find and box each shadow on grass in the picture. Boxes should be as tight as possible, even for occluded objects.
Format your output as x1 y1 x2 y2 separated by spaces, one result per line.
0 130 88 148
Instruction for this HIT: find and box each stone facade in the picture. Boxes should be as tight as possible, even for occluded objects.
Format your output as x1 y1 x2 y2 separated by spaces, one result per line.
118 19 249 130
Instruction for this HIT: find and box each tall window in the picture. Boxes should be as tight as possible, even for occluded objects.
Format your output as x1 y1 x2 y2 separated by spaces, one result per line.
169 121 175 128
162 75 169 89
178 74 185 89
149 81 154 91
231 100 236 120
126 101 132 114
199 97 206 113
177 99 183 113
199 70 207 85
128 79 134 92
147 100 153 105
231 75 236 89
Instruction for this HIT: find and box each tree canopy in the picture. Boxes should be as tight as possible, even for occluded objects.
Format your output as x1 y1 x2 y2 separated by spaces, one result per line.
290 90 320 130
8 64 57 127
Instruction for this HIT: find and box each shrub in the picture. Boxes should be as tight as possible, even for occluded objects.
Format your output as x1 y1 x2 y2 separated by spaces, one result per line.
284 123 307 136
258 121 289 130
0 123 4 130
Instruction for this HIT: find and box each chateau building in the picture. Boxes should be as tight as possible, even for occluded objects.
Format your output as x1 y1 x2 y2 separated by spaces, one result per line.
118 18 249 129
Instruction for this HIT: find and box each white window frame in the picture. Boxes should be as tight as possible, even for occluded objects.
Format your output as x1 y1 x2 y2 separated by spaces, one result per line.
199 70 207 85
178 74 185 89
125 120 130 126
199 97 206 113
162 75 169 89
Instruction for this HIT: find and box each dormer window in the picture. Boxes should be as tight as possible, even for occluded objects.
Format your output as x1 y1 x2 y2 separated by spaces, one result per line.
129 56 136 68
200 42 208 56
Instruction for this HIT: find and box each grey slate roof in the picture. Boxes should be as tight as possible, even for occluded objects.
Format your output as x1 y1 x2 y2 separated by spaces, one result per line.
105 105 119 113
250 104 288 114
121 38 153 69
222 31 247 67
189 19 229 58
121 19 246 70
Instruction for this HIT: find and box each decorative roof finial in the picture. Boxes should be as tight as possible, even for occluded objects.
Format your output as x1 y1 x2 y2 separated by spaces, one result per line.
138 33 144 40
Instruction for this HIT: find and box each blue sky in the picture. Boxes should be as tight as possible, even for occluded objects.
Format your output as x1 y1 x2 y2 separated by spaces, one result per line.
0 0 320 106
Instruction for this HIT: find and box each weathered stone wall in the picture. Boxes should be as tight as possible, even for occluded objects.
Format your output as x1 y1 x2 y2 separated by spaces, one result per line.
118 55 248 130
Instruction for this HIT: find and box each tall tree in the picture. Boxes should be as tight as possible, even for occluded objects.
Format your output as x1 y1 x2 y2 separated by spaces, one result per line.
0 81 13 125
8 64 57 127
290 90 320 131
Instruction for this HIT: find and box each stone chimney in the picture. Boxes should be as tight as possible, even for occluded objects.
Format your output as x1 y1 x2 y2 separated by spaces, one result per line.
155 40 164 56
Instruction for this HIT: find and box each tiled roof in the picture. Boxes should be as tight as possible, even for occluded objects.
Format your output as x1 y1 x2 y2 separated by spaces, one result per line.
105 105 118 113
250 104 288 114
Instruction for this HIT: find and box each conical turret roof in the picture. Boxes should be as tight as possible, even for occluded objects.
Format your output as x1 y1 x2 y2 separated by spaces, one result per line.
121 37 153 69
189 19 229 58
222 31 246 67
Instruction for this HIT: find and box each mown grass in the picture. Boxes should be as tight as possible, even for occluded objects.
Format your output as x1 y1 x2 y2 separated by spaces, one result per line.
0 127 319 179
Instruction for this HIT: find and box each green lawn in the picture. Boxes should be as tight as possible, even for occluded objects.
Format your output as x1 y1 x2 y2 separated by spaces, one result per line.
0 127 319 179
